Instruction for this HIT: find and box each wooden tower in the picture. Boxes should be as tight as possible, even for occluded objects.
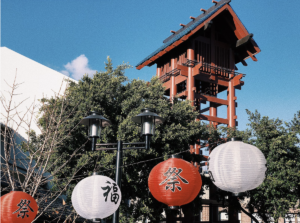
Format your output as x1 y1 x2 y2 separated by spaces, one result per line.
137 1 261 221
136 0 260 134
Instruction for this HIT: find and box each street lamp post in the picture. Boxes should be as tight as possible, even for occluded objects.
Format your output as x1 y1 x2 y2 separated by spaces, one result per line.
79 108 164 223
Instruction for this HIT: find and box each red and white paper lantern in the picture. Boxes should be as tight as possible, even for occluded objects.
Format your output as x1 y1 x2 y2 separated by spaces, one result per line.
148 156 202 208
0 191 38 223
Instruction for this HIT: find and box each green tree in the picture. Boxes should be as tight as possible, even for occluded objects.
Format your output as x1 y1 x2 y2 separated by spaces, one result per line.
245 110 300 222
37 57 206 222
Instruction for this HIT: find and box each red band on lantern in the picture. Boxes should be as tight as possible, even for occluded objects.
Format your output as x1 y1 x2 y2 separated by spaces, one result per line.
148 157 202 207
0 191 38 223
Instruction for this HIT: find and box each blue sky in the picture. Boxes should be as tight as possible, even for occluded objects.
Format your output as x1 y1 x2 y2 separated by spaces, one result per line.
2 0 300 131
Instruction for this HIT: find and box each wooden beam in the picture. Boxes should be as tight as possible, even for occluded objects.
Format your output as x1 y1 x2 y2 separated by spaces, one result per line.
197 114 229 125
225 5 249 38
170 30 176 34
151 55 159 61
236 53 248 66
157 51 164 57
195 94 228 105
199 107 210 113
247 50 258 61
250 39 261 54
190 16 196 20
201 8 207 13
192 62 202 73
193 73 229 87
177 64 188 77
181 35 189 41
136 65 143 70
165 45 174 52
232 74 243 87
180 23 186 27
177 90 188 98
172 42 181 47
163 75 187 90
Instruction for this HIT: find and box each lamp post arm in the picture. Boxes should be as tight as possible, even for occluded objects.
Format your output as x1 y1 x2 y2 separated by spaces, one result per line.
95 141 150 150
236 199 259 223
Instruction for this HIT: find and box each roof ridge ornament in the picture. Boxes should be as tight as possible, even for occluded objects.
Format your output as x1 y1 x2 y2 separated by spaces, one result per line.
200 8 207 13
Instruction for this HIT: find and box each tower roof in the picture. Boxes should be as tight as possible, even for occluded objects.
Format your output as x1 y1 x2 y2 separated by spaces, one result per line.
136 0 260 70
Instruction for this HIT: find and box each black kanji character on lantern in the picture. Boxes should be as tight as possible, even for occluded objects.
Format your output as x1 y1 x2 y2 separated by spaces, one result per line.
111 183 120 204
159 167 189 192
13 199 34 219
101 181 120 204
101 181 112 202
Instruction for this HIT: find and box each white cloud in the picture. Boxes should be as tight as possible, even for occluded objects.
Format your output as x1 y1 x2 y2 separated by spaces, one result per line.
61 54 96 80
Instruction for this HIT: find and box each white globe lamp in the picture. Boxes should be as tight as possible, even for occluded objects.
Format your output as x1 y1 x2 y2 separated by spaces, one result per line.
208 137 267 196
72 173 122 220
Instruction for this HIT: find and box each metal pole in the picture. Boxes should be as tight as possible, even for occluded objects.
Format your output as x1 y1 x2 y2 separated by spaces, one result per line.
91 137 97 151
113 140 123 223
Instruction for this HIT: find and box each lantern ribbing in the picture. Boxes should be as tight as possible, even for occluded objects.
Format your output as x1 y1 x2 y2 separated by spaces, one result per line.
208 141 266 194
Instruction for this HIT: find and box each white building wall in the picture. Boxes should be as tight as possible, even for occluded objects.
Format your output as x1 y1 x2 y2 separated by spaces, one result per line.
0 46 76 139
1 47 77 189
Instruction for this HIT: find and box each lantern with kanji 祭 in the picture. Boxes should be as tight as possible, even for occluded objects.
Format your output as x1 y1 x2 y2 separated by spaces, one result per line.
0 190 38 223
148 155 202 209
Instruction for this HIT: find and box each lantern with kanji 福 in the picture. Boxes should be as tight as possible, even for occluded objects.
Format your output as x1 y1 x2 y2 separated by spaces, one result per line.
71 173 122 220
148 155 202 209
0 190 38 223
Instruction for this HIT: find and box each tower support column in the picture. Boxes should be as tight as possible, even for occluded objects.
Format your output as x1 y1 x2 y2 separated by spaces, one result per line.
228 49 236 127
187 48 195 105
171 58 177 100
209 102 218 128
157 66 161 78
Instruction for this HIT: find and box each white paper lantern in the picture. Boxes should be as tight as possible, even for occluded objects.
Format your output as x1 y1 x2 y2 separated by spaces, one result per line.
72 175 121 219
208 139 267 194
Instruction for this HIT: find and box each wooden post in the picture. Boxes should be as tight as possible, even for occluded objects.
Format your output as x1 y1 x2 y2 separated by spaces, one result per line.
171 58 177 101
210 23 218 127
157 66 161 78
187 48 195 105
187 48 196 154
209 103 218 128
227 49 236 127
228 206 239 223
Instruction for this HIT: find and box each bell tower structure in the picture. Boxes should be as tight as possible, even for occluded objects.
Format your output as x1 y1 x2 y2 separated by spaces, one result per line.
136 1 260 221
136 0 260 134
